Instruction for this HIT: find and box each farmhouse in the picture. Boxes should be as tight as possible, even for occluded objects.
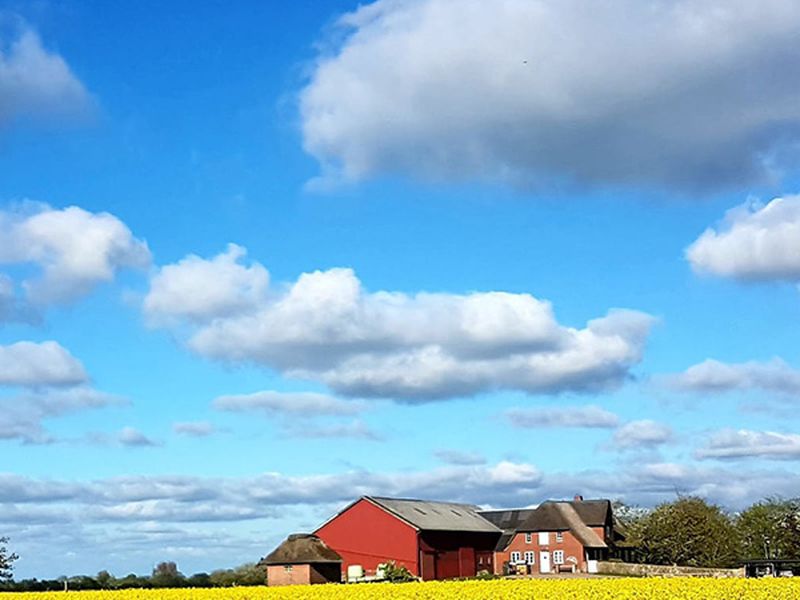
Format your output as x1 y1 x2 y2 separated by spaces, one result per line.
258 533 343 586
482 496 615 575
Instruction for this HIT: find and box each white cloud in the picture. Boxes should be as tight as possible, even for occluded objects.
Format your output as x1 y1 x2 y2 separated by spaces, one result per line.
301 0 800 191
0 204 151 305
664 358 800 395
687 196 800 280
0 386 120 444
506 405 619 429
143 244 268 324
0 341 87 387
612 420 673 449
117 427 159 448
148 246 654 401
696 429 800 459
172 421 216 437
213 390 365 416
0 28 91 126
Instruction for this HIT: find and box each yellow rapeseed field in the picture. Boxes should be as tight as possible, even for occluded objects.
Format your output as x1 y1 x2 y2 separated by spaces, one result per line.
6 578 800 600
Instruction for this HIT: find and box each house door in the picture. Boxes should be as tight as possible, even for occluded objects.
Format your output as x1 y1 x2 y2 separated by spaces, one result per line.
539 551 551 574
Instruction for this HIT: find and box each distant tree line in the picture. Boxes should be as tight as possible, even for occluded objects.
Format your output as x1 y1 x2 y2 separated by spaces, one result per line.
0 560 266 592
620 496 800 568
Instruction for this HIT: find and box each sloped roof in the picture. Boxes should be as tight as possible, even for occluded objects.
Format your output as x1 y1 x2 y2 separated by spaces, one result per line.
571 499 612 527
478 508 536 550
478 508 536 531
518 502 607 548
367 496 501 533
260 534 342 565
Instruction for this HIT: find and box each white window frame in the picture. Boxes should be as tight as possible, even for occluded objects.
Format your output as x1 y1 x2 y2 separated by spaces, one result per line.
510 551 522 564
553 550 565 565
538 532 549 545
556 531 563 542
524 551 535 565
525 533 532 544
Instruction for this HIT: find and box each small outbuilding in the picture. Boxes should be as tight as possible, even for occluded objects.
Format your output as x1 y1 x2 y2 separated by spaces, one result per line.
259 533 343 586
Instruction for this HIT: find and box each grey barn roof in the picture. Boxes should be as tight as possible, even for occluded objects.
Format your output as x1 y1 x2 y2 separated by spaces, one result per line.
260 534 342 565
366 496 501 533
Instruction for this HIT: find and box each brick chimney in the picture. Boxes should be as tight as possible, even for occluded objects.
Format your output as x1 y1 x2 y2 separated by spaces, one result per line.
573 494 584 502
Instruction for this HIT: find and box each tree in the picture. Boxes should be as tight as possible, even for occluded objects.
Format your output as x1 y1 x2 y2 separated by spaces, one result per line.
737 498 800 560
95 570 114 589
627 497 739 568
0 537 18 581
186 572 212 588
231 563 266 586
151 561 185 588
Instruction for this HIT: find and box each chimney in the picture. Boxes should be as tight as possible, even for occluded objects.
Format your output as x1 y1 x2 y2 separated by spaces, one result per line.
573 494 584 502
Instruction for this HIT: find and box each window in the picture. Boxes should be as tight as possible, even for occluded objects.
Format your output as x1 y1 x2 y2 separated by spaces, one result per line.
284 565 293 573
525 533 532 544
556 531 563 542
553 550 564 565
510 551 521 564
538 532 549 545
524 551 535 565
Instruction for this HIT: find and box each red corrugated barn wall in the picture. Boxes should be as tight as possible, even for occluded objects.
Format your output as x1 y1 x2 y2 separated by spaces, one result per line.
315 498 500 581
315 498 419 579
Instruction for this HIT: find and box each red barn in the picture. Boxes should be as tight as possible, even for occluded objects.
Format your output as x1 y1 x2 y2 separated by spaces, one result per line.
314 496 502 581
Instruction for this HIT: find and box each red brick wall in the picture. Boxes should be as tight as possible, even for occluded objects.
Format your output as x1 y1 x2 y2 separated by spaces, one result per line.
494 531 589 574
315 498 419 578
267 564 311 586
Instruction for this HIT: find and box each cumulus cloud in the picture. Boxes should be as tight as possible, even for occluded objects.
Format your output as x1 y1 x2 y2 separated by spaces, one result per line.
147 246 654 401
0 27 91 126
143 244 268 324
0 341 87 387
301 0 800 191
687 196 800 280
117 427 159 448
506 405 619 429
612 420 673 449
696 429 800 460
0 386 120 444
213 390 365 416
172 421 216 437
0 204 150 305
664 358 800 395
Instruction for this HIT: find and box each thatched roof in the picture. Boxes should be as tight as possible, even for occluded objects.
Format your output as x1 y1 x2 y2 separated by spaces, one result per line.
518 502 607 549
259 534 342 566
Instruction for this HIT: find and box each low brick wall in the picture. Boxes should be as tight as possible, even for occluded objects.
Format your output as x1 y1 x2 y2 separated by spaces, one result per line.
596 561 745 578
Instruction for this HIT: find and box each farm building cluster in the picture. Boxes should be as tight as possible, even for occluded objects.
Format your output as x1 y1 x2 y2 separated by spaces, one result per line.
259 494 630 585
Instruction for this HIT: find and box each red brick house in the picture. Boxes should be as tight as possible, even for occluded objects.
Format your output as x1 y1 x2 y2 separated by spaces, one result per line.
481 496 615 575
259 533 343 586
314 496 501 581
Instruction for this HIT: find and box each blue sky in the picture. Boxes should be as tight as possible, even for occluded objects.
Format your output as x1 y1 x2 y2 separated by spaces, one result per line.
3 0 800 580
